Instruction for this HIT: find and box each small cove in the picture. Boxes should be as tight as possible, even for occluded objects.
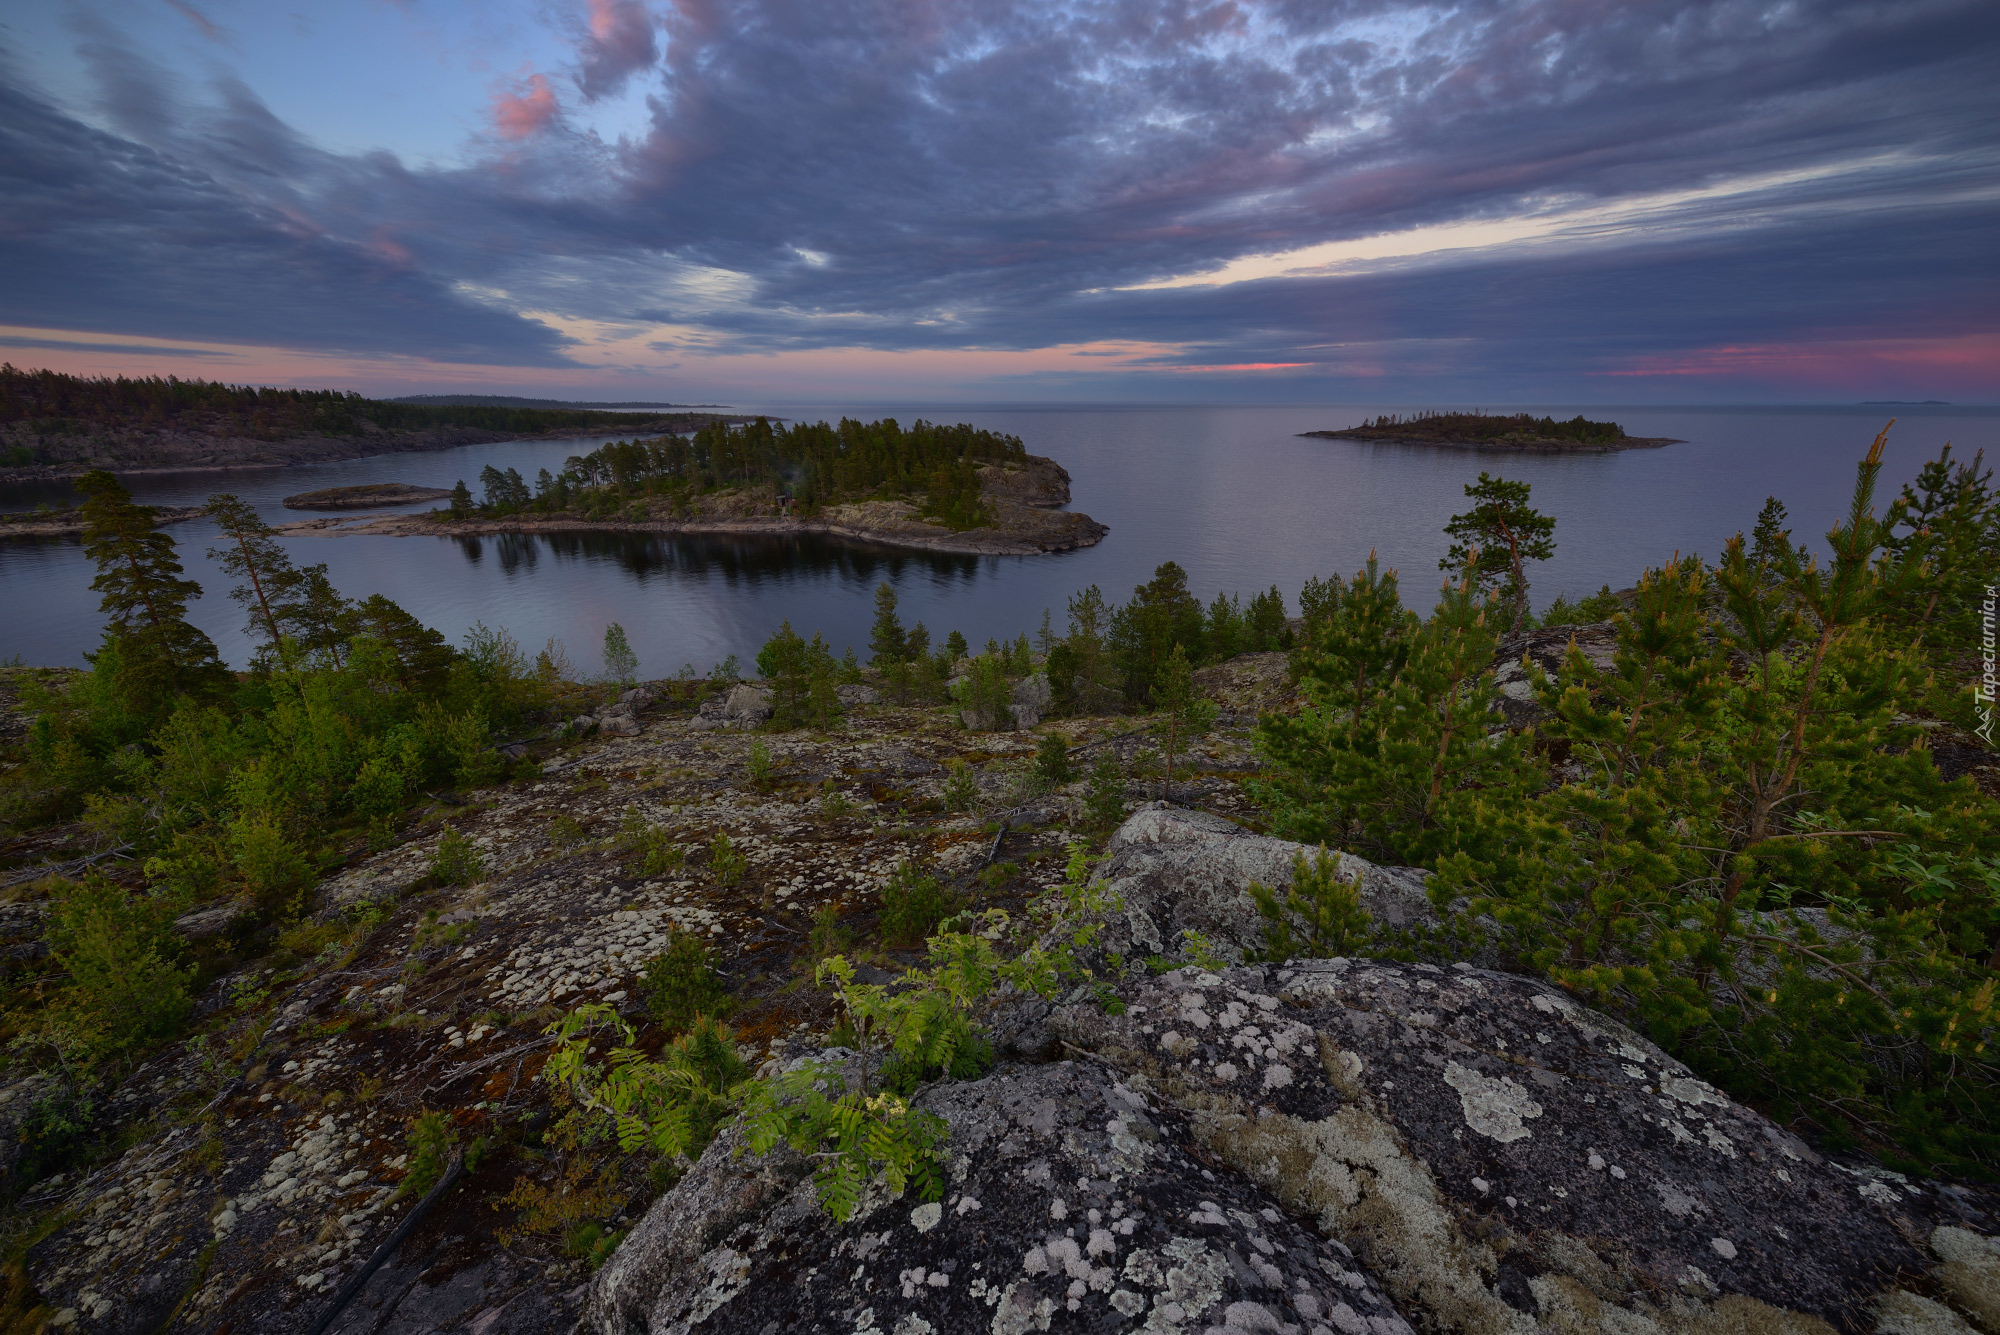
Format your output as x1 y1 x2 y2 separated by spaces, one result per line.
2 402 1992 673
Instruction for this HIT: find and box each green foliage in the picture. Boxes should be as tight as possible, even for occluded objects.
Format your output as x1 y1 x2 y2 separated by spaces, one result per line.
1057 585 1120 714
543 1005 747 1168
1203 591 1244 661
641 931 733 1034
1083 751 1127 832
1245 585 1293 651
1034 733 1074 785
1253 557 1541 864
1109 562 1204 708
879 861 961 948
941 760 978 813
601 622 639 685
1440 472 1557 634
757 621 843 730
229 814 313 918
1176 929 1231 972
1249 848 1371 962
746 740 775 788
430 825 484 886
808 904 854 963
869 582 907 667
954 653 1013 730
1345 410 1627 445
618 807 684 873
75 470 227 718
942 630 969 663
1154 644 1218 801
707 833 749 887
403 1109 459 1196
42 874 193 1060
1538 584 1625 627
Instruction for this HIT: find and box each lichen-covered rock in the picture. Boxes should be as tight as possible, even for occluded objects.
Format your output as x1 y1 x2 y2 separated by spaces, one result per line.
600 713 643 737
589 1058 1412 1334
1052 960 2000 1334
1098 806 1438 964
1012 673 1052 729
725 685 774 721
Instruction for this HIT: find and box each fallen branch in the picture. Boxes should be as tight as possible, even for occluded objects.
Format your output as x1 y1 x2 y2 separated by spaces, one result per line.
421 1035 555 1098
306 1150 464 1335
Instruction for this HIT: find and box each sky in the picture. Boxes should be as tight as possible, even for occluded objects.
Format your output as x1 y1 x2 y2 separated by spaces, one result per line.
1 0 1996 404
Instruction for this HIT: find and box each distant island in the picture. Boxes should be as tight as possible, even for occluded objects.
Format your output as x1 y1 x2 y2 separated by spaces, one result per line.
0 366 755 480
1302 410 1679 451
384 394 737 411
278 416 1107 556
281 483 457 510
1860 400 1951 405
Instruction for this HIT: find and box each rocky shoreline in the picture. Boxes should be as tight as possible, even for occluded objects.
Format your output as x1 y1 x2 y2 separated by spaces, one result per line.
0 503 204 538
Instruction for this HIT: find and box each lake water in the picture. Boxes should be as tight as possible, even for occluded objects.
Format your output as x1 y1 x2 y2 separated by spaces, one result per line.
3 403 1994 676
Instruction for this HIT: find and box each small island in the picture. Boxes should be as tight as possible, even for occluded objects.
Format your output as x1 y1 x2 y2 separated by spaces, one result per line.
277 416 1108 556
1302 410 1679 452
282 483 457 510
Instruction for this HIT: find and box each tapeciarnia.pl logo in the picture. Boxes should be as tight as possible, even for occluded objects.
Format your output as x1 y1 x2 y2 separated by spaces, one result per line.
1978 583 1997 745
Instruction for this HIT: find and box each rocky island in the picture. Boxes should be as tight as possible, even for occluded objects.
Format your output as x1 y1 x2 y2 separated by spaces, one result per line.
1303 410 1680 451
281 483 458 510
277 417 1110 557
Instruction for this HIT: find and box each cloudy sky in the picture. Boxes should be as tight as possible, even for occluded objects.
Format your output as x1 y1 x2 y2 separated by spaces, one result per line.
2 0 1995 402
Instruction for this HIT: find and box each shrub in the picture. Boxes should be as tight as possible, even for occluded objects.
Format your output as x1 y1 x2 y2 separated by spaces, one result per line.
941 761 978 813
746 740 775 788
879 861 960 948
640 932 733 1034
430 825 484 886
1034 733 1073 786
953 653 1012 730
229 814 313 918
1249 848 1371 962
707 833 748 887
45 874 193 1058
402 1108 458 1196
1082 751 1126 831
807 904 853 963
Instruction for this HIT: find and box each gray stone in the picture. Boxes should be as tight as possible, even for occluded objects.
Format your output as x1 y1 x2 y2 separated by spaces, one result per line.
1010 672 1051 729
835 683 880 707
724 685 773 721
621 686 658 709
1053 960 1979 1334
588 1058 1410 1335
1094 804 1438 966
173 902 241 940
599 714 642 738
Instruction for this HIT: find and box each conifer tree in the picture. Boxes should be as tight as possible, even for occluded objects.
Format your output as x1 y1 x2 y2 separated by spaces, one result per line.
449 479 473 519
1441 472 1556 634
1155 644 1216 801
869 582 907 667
1062 585 1119 713
1245 585 1291 650
205 493 297 659
76 469 224 713
1110 561 1204 707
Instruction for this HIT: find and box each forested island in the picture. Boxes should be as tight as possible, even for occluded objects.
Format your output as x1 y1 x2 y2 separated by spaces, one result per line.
0 366 753 480
281 415 1109 555
1303 409 1679 450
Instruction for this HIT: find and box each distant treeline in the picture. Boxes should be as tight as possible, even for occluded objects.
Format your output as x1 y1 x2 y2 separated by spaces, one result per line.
386 394 705 411
0 366 693 441
462 416 1028 530
1355 411 1627 444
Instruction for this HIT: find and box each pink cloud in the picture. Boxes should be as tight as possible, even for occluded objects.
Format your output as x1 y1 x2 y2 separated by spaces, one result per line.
492 73 559 140
1595 333 2000 391
577 0 658 101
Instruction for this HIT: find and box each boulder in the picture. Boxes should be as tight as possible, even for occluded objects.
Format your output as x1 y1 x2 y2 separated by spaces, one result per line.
589 1057 1412 1335
836 683 880 707
724 685 774 722
599 714 642 738
1011 672 1052 729
1096 805 1439 965
621 686 658 710
570 714 598 735
172 901 241 940
1052 959 2000 1334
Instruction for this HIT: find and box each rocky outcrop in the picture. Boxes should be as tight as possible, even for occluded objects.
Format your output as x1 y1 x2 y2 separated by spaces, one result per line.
590 1056 1413 1335
588 807 2000 1335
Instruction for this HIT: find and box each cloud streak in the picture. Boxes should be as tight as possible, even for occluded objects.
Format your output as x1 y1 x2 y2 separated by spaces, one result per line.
0 0 1994 397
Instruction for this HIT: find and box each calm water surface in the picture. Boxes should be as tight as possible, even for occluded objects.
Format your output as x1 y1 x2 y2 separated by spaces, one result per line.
3 404 1993 674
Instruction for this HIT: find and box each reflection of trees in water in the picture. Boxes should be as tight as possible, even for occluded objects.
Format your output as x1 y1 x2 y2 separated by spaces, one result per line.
468 531 984 587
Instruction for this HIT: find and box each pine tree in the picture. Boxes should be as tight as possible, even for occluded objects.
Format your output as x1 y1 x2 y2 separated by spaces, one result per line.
1110 561 1204 707
279 564 355 664
942 630 969 663
1083 750 1127 831
1062 585 1119 714
1154 644 1216 801
1440 472 1556 634
76 469 224 714
449 479 473 519
205 493 298 659
869 582 907 667
1245 585 1291 651
603 622 639 685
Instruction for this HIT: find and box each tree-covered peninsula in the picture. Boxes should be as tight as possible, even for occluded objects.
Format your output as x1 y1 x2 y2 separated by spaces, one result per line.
1303 409 1678 450
0 366 751 479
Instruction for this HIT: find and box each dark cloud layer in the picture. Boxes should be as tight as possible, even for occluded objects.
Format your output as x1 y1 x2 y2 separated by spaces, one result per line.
2 0 1996 390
